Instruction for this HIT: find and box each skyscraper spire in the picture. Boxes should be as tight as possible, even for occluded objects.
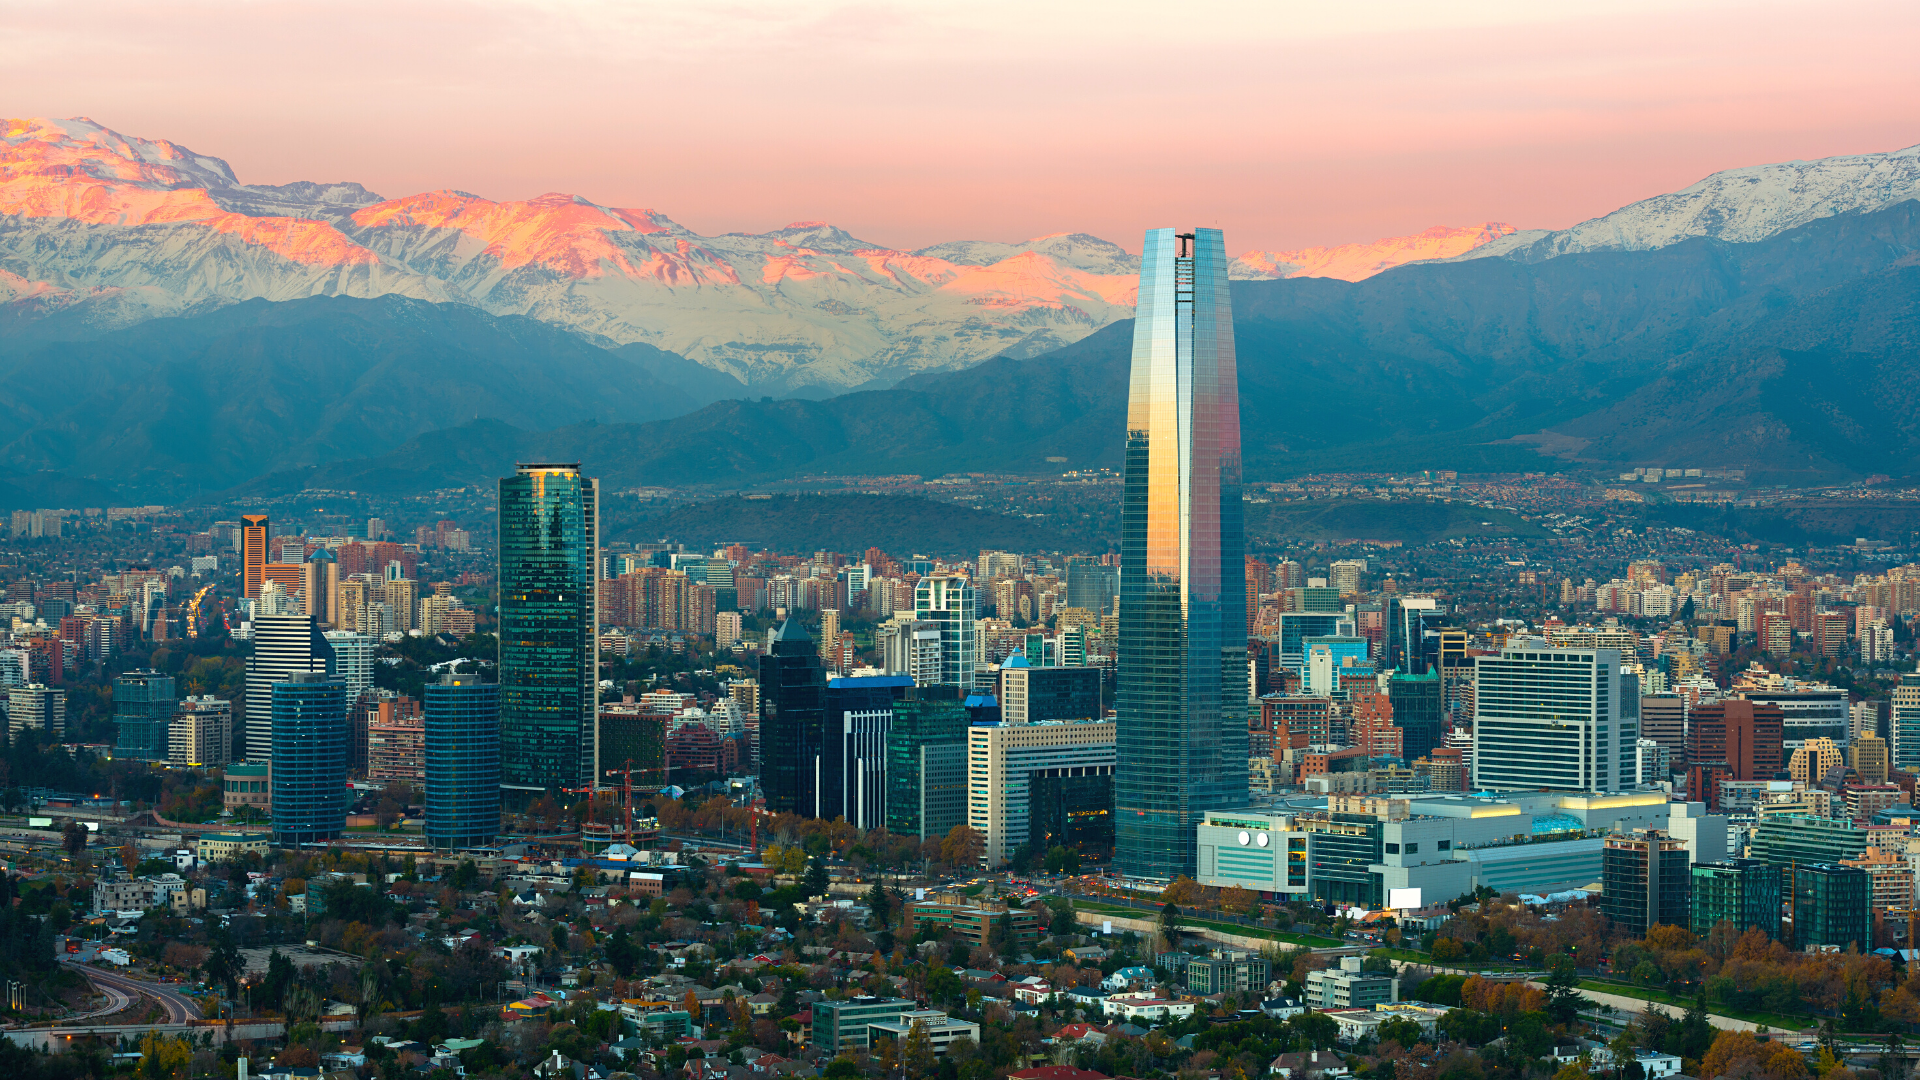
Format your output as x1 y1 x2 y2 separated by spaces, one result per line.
1114 226 1248 880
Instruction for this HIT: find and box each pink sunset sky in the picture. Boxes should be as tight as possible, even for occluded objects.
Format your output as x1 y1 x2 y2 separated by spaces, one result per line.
4 0 1917 254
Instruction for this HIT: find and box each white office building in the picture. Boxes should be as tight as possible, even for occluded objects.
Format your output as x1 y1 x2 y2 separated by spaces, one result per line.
245 614 335 760
968 718 1115 867
1472 640 1634 791
914 577 976 689
324 630 375 703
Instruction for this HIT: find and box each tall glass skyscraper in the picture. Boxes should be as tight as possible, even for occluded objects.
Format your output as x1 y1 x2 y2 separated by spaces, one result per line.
1115 227 1248 880
759 618 826 815
270 672 348 846
425 673 501 849
499 464 599 801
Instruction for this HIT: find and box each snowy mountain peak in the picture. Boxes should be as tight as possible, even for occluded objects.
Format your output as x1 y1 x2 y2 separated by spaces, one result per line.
2 116 243 191
914 232 1139 275
1462 142 1920 263
1230 223 1517 281
741 220 884 254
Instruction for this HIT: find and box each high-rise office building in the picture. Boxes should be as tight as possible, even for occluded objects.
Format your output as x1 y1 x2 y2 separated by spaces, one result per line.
7 683 65 744
323 630 375 703
914 577 976 689
1690 858 1782 939
1270 612 1356 675
999 657 1102 725
1685 700 1785 783
885 697 969 840
760 618 827 816
819 675 910 828
1472 641 1633 791
113 669 177 761
1852 733 1891 784
425 674 501 849
245 614 336 760
270 672 348 846
971 718 1117 868
1114 227 1247 880
1893 675 1920 771
1640 694 1687 761
1599 830 1691 936
498 463 599 801
1385 596 1437 673
169 696 233 767
1792 864 1870 951
1065 559 1119 615
242 514 270 601
1741 686 1849 753
302 548 339 627
878 620 944 685
1387 672 1444 764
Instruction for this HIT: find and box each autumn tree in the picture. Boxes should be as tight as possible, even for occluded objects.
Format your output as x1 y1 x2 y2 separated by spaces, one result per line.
939 825 984 869
1701 1030 1810 1080
904 1017 936 1077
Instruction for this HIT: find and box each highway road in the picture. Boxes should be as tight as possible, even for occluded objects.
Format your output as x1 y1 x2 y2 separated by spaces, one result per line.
59 959 202 1024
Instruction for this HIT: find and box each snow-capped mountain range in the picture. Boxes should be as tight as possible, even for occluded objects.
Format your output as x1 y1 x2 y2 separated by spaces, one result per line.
4 116 1919 395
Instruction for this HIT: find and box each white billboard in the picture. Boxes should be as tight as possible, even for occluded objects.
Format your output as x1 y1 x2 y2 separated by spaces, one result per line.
1389 887 1422 909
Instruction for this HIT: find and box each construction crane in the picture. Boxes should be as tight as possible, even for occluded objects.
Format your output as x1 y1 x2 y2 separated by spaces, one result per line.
183 584 214 638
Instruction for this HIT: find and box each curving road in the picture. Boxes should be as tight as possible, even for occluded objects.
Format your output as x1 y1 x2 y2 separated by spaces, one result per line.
59 960 201 1024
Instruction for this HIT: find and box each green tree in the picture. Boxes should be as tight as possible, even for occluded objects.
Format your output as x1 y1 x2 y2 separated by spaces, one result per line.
62 820 87 858
1544 953 1582 1024
1044 845 1081 875
1378 1017 1425 1049
1159 902 1182 949
452 860 479 889
804 856 829 897
1049 901 1077 937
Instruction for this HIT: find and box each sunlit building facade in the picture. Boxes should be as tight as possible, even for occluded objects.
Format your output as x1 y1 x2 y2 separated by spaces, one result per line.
498 463 599 801
1115 227 1248 879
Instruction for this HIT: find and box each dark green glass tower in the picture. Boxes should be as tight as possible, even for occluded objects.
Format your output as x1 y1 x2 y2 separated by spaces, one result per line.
1115 227 1247 880
498 463 598 801
885 697 969 840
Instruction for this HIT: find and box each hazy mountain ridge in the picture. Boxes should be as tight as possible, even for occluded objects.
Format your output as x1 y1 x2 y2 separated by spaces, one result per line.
221 199 1920 501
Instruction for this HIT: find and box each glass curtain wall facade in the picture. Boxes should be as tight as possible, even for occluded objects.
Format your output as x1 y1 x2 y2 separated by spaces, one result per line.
885 698 969 839
760 619 827 815
1115 226 1247 879
113 669 177 761
425 674 501 849
270 673 348 845
498 464 598 801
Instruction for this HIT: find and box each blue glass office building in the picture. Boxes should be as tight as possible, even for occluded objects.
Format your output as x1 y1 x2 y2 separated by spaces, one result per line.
270 672 348 845
498 463 598 801
1115 227 1248 880
425 674 501 849
113 669 177 761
